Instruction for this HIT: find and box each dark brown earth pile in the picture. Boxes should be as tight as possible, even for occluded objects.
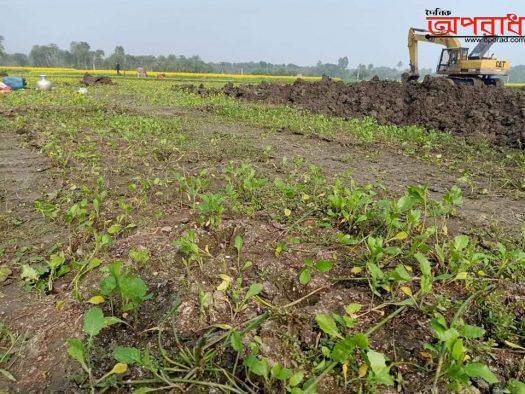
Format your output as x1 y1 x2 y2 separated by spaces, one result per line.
81 74 114 86
190 76 525 148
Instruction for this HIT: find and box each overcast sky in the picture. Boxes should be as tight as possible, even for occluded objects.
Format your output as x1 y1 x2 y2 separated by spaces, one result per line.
2 0 524 69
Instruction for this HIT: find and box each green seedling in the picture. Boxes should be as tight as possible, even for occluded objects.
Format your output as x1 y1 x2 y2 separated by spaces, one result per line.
275 241 289 257
20 251 69 292
197 192 225 227
326 180 375 232
67 307 123 393
314 310 396 390
414 252 434 295
234 234 244 271
72 258 102 300
426 310 499 391
493 242 525 277
93 230 113 252
175 170 209 208
199 291 212 318
98 262 151 321
224 162 267 209
244 355 306 393
239 336 305 393
440 185 463 216
172 230 208 274
34 199 59 219
299 259 333 285
219 277 263 317
129 248 150 266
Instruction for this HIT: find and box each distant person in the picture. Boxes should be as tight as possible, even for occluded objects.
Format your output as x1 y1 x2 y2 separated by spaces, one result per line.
115 62 121 75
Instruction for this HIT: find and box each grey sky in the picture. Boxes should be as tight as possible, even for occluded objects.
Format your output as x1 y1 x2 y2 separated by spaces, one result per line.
2 0 524 69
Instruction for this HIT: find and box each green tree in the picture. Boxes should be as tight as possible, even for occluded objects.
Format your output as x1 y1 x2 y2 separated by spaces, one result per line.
70 41 91 69
29 44 61 67
91 49 105 69
7 53 30 66
114 46 126 65
0 35 4 59
337 56 349 70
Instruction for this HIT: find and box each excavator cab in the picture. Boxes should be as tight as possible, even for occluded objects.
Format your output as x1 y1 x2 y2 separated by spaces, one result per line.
436 48 468 73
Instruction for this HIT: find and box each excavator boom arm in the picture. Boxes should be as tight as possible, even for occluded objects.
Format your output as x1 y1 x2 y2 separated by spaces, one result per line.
407 28 461 75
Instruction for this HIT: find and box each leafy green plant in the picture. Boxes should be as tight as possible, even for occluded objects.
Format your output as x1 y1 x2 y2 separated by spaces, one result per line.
243 354 305 393
299 259 333 285
98 262 150 321
315 312 392 390
129 248 150 266
234 234 251 271
67 307 123 392
175 170 209 208
198 291 212 318
427 313 499 391
325 180 375 232
217 277 263 317
72 258 102 300
414 252 434 295
173 230 208 274
197 192 225 227
224 162 267 209
439 185 463 216
34 198 60 219
20 251 69 292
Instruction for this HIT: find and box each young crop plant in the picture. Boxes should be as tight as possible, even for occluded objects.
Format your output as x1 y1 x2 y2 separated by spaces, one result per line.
34 198 60 220
174 170 209 208
97 261 151 322
233 234 253 272
172 230 210 274
223 162 267 210
20 251 70 292
313 305 400 392
67 307 124 392
325 180 376 233
242 352 306 393
129 248 150 266
427 312 499 391
215 275 263 318
226 328 306 393
197 192 225 227
298 258 333 285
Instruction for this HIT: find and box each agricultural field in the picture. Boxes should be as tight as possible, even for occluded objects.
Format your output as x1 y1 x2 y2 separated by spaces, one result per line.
0 74 524 393
0 67 324 84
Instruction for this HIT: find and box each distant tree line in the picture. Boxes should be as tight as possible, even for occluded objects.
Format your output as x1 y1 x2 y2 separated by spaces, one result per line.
3 37 523 81
508 65 525 83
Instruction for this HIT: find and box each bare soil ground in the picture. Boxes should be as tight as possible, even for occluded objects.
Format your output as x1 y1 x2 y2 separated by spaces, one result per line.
0 133 82 391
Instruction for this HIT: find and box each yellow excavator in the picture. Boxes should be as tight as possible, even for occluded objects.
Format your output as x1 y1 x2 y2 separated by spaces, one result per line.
402 27 510 86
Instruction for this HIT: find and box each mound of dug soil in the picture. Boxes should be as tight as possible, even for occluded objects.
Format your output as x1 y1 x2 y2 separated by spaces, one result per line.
195 76 525 148
81 74 114 86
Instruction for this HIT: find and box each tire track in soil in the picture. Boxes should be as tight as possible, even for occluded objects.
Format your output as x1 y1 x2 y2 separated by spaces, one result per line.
0 132 82 392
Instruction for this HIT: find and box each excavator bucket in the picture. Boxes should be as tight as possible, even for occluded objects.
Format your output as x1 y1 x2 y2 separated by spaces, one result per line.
401 72 419 82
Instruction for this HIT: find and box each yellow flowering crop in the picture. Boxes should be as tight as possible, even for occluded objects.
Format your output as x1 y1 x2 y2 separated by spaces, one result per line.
0 66 323 83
